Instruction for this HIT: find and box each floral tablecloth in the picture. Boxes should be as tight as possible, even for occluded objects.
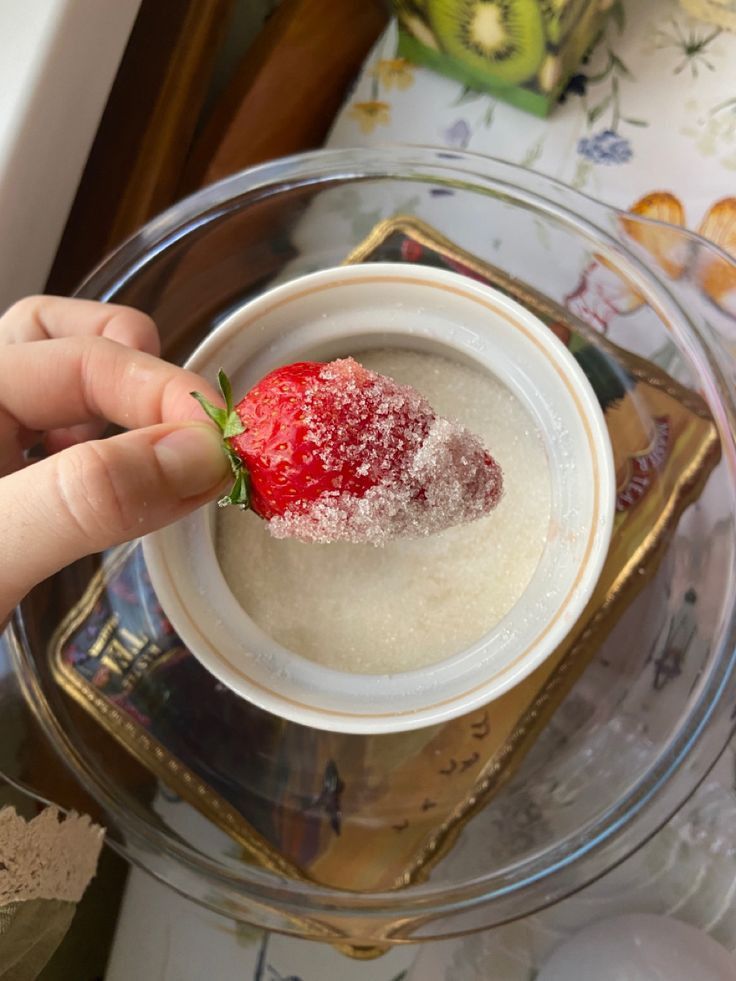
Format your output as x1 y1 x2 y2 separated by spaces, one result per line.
106 2 736 978
334 0 736 253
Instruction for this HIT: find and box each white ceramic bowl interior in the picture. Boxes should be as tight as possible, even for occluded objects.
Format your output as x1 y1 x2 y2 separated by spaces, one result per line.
143 263 615 733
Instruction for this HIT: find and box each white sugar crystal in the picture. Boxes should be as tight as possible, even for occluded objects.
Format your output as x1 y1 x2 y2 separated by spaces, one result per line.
216 349 551 674
269 355 501 545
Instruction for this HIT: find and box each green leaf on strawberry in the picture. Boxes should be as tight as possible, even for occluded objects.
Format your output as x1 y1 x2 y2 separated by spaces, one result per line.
191 369 250 510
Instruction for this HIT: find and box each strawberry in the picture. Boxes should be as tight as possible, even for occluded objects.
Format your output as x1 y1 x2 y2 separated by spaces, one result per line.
192 358 502 545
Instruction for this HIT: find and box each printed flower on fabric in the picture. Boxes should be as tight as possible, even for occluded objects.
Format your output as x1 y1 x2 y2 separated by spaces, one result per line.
349 100 391 134
443 119 471 149
577 129 633 165
373 58 415 91
680 98 736 170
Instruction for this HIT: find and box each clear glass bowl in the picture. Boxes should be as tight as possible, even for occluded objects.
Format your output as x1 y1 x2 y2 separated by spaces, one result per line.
4 147 736 946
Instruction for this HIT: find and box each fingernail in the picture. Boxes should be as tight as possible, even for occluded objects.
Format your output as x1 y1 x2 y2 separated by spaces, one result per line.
154 424 229 499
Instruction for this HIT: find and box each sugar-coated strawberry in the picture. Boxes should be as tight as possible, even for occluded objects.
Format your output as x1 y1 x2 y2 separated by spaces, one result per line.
192 358 503 545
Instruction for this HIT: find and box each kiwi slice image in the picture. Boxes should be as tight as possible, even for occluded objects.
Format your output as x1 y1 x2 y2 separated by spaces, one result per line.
395 0 442 49
394 0 430 20
538 52 562 92
428 0 546 85
403 14 443 50
540 0 590 46
563 0 602 72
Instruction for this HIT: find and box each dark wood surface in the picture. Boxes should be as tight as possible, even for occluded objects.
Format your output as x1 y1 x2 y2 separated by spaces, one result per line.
47 0 388 297
183 0 388 190
47 0 238 296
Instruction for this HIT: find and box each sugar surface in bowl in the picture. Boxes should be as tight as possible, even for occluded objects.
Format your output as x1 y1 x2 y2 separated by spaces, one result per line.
216 349 551 674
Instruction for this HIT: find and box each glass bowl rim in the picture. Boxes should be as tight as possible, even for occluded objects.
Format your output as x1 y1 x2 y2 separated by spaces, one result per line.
11 145 736 927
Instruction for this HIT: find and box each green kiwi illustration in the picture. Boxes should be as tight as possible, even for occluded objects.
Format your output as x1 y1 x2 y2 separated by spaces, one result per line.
395 0 442 50
394 0 431 20
537 52 562 92
395 0 442 48
539 0 590 46
563 0 601 72
403 14 442 50
427 0 546 85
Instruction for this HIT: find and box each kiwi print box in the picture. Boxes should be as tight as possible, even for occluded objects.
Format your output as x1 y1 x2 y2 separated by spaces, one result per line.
50 217 720 892
393 0 612 117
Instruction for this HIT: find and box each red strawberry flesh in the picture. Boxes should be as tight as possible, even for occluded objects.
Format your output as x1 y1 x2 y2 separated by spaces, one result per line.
193 357 503 545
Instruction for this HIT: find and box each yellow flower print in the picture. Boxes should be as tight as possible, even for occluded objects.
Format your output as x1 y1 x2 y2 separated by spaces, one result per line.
373 58 415 91
349 100 391 134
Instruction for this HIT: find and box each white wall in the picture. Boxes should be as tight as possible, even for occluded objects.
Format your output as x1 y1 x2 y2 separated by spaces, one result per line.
0 0 141 311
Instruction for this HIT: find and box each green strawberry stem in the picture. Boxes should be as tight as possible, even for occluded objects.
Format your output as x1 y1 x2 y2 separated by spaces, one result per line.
191 369 251 509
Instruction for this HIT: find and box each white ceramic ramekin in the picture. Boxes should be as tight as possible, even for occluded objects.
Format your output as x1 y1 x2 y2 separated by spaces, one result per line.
143 263 615 733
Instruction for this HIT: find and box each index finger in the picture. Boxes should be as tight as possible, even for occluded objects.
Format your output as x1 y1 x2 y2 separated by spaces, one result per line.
0 296 160 355
0 336 221 432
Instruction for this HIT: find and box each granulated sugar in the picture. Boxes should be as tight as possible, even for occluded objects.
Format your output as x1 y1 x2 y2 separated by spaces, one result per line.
216 349 551 674
244 356 503 545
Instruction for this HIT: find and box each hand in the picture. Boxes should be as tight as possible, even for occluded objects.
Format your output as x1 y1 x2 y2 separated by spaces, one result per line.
0 296 230 627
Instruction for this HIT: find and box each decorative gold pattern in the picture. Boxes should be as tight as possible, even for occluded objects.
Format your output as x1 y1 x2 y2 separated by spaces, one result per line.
343 216 720 884
49 547 309 885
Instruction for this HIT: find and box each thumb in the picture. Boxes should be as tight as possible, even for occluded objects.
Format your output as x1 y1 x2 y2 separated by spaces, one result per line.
0 422 229 620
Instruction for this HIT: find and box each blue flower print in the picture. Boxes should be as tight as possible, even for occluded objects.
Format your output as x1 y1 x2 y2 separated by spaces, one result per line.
443 118 471 149
577 129 633 165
